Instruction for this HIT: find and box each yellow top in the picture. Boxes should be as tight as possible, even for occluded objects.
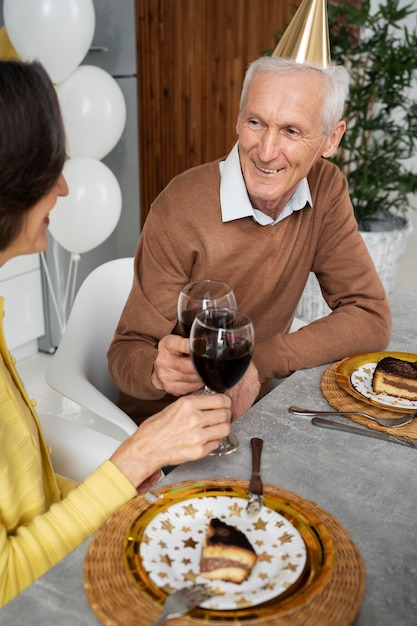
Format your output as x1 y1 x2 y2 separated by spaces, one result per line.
0 297 136 607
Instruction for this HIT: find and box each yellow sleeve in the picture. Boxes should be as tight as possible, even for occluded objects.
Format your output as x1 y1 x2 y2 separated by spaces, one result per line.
55 473 79 498
0 460 136 607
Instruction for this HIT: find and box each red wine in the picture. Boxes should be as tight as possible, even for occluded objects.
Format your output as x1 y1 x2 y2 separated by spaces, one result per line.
178 307 201 338
179 308 235 338
191 335 252 392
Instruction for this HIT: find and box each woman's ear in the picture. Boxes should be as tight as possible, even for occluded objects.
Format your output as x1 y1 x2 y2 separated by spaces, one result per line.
321 120 346 158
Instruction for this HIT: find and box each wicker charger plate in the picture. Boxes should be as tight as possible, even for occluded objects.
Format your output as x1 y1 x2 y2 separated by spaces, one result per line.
321 361 417 438
84 479 365 626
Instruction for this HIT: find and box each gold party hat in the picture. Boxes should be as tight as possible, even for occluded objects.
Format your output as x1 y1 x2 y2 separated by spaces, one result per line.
271 0 331 68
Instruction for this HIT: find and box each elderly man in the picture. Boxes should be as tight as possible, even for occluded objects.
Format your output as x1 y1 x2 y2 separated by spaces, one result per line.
108 51 391 425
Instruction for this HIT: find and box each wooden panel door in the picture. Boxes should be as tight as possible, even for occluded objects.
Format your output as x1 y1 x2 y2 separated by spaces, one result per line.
135 0 299 223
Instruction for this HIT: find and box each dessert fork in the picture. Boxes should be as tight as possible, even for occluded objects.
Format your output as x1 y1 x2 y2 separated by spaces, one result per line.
289 406 417 428
151 583 212 626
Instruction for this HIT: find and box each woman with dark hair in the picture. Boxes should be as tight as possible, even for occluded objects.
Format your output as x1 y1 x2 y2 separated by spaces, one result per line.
0 60 232 607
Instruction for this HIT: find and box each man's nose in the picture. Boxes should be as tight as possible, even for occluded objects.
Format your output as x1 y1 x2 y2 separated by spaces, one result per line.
258 129 281 162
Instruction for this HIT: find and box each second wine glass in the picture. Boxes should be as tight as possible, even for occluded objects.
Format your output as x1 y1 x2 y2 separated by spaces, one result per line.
177 280 237 337
190 308 254 456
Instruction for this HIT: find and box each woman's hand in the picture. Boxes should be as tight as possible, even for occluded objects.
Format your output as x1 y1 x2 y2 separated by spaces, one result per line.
110 393 231 490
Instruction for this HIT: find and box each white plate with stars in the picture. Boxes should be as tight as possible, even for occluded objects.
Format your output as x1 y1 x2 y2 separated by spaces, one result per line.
138 495 307 610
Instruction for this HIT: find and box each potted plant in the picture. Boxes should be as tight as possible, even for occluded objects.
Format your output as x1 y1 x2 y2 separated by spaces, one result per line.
268 0 417 320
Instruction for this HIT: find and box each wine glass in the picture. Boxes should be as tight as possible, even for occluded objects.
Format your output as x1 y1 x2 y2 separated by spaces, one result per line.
177 279 237 337
190 308 254 456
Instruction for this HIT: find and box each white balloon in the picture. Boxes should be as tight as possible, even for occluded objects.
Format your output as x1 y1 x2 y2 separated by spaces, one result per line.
3 0 95 83
57 65 127 160
49 158 122 254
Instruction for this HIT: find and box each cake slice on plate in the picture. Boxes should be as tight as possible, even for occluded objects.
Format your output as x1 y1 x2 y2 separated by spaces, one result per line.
372 356 417 401
199 518 257 584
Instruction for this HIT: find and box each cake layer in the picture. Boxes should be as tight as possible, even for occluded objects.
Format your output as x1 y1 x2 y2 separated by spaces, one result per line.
199 518 257 584
372 357 417 401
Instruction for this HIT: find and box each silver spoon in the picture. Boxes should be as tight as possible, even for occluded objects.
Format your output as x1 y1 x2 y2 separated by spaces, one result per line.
288 406 417 428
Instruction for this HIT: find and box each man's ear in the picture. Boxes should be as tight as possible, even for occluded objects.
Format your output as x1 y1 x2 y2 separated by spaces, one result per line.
321 120 346 158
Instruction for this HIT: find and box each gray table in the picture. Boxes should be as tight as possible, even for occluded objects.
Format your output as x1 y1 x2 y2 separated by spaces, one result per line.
1 291 416 626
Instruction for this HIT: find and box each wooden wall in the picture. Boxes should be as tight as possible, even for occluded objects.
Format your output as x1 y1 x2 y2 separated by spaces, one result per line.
135 0 299 223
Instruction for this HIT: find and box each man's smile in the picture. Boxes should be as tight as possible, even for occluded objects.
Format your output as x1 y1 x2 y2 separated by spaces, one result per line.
254 162 281 175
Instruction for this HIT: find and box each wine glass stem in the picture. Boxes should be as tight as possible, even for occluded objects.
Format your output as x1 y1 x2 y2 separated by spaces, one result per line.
201 389 238 455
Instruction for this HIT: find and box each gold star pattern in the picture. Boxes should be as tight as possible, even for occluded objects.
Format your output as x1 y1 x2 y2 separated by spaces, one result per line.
183 536 198 549
262 581 276 590
279 531 294 545
228 502 244 517
160 518 176 533
183 569 198 583
257 550 273 563
160 553 174 566
253 518 268 531
282 561 298 572
182 503 199 518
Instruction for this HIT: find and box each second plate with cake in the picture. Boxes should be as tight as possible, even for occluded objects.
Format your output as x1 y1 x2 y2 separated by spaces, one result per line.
336 351 417 412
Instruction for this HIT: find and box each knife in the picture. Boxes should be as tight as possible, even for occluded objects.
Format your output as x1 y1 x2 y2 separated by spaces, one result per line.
312 417 417 448
246 437 264 515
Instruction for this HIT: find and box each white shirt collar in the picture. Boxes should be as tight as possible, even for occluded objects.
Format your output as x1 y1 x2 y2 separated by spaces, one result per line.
219 142 312 225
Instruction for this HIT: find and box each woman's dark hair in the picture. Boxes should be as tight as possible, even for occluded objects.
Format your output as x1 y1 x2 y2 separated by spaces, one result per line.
0 60 67 250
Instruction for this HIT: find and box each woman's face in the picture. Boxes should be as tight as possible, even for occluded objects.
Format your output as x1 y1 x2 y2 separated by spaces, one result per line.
2 174 68 263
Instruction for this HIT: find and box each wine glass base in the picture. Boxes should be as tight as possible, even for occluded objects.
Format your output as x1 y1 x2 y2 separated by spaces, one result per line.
209 431 239 456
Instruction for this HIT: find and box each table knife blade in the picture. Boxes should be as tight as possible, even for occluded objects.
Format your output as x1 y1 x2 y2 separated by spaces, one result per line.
312 417 417 448
247 437 264 515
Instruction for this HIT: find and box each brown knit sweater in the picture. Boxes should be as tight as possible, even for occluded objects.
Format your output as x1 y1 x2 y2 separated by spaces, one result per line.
108 157 391 423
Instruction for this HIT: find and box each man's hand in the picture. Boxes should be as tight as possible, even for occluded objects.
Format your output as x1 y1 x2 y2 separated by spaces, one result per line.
227 361 261 421
151 334 202 396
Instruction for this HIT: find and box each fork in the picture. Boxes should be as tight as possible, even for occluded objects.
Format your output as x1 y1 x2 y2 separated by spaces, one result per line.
288 406 417 428
151 584 213 626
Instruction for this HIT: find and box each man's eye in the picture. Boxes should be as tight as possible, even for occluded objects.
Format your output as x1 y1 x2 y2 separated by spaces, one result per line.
285 128 301 139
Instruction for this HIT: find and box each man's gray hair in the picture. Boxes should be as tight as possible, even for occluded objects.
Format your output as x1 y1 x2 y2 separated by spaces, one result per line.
240 56 350 135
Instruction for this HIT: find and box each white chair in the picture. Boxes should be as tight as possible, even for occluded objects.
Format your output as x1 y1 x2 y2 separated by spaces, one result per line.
38 412 122 482
46 257 137 439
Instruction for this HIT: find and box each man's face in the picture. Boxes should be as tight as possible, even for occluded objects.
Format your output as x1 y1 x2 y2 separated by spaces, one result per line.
236 70 342 219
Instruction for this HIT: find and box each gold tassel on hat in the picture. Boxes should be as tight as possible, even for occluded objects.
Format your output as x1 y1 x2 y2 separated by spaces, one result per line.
271 0 331 69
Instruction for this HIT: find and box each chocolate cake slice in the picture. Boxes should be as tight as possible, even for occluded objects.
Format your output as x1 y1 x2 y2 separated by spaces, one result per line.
199 518 257 584
372 356 417 401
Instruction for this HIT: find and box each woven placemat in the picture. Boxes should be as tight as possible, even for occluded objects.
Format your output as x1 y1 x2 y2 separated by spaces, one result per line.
84 479 365 626
321 361 417 437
